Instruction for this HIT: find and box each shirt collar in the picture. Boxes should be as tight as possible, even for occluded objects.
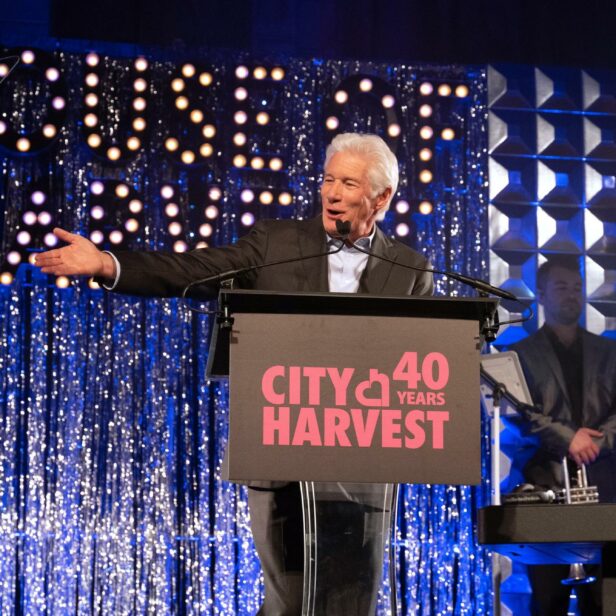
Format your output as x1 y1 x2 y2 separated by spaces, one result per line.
326 224 376 250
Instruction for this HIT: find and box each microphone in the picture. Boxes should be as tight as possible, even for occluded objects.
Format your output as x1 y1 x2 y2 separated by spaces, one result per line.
335 219 352 238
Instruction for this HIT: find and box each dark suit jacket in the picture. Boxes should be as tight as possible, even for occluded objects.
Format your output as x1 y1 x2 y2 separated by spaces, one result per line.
511 327 616 501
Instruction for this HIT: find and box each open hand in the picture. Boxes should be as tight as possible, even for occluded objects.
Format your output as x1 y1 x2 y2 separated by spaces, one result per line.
568 427 603 466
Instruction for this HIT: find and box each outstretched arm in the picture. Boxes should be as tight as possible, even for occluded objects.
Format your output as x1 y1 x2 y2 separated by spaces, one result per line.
34 228 116 279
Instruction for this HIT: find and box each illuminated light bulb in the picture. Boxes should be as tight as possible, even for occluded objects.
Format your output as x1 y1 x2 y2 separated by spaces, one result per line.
233 154 247 167
109 230 124 244
190 109 204 123
202 124 216 138
7 251 21 265
171 78 185 92
395 200 410 214
85 72 99 87
359 78 373 92
419 104 432 118
55 276 70 288
161 186 174 199
17 231 31 245
455 84 469 98
128 199 143 213
86 52 99 67
32 253 42 265
168 221 182 236
0 121 6 134
125 218 139 232
253 66 267 80
200 143 213 157
396 223 410 237
132 117 146 131
259 191 274 205
0 272 13 285
438 84 452 96
208 187 222 200
381 94 395 108
107 147 121 161
84 113 98 127
90 181 104 195
419 82 433 96
269 158 283 171
173 240 188 252
0 64 8 77
278 192 292 206
195 241 208 249
17 138 31 152
23 211 37 225
234 87 248 101
181 150 195 164
45 67 60 82
271 67 285 80
165 203 179 217
241 212 255 226
42 124 57 139
87 134 102 148
441 128 455 141
419 169 433 183
115 184 129 198
233 132 247 146
420 125 434 140
88 279 101 289
182 64 196 78
127 136 141 150
165 138 179 152
85 93 98 107
38 211 52 225
44 233 58 247
388 123 401 137
325 116 339 130
199 72 213 86
90 205 105 219
199 223 213 237
251 157 265 170
419 148 432 161
240 189 254 203
52 96 66 110
234 110 247 124
133 97 147 111
418 200 433 215
235 65 249 79
21 50 35 64
134 57 148 72
205 205 219 219
31 191 46 205
334 90 348 104
256 111 270 125
133 78 147 92
90 230 104 244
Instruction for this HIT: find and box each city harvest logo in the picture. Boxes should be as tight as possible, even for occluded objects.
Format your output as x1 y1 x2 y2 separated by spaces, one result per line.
260 352 450 450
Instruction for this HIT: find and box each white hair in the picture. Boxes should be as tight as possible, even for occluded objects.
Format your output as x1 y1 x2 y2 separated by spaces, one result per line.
324 133 399 220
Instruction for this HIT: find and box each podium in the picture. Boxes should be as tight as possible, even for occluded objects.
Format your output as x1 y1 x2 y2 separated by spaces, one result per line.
207 290 498 614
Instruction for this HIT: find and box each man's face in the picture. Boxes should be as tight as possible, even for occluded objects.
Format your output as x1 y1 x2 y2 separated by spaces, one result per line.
538 266 583 326
320 151 390 243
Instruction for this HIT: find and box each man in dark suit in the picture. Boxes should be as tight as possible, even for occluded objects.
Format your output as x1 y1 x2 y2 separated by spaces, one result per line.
36 132 433 614
511 256 616 615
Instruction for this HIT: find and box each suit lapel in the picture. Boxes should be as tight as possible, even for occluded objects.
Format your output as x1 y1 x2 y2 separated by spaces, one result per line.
537 327 572 409
298 216 329 292
582 330 600 420
359 226 397 294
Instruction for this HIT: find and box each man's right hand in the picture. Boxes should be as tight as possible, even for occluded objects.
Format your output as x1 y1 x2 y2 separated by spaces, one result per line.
568 427 603 466
34 228 116 279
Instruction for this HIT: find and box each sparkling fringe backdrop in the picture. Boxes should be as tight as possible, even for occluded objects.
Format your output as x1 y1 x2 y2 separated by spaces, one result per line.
0 47 490 615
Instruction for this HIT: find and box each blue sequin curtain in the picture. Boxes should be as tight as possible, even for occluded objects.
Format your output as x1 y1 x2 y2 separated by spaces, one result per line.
0 48 490 615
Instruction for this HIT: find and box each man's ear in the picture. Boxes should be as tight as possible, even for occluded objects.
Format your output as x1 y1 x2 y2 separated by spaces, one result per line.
374 187 392 213
536 288 545 305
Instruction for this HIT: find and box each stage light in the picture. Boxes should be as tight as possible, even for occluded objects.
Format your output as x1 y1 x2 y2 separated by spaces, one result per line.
45 67 59 82
278 192 292 206
86 53 99 67
21 50 35 64
133 97 147 111
0 121 6 134
85 73 99 87
90 181 104 195
253 66 267 80
128 199 143 213
133 78 147 92
441 128 455 140
195 241 207 249
234 110 247 124
419 104 432 118
455 84 469 98
127 136 140 151
208 187 222 201
256 112 269 125
190 109 204 123
134 57 148 72
109 230 123 244
199 72 213 86
251 157 265 170
168 222 182 236
181 150 195 164
234 87 248 101
326 116 339 130
90 230 104 244
235 65 249 79
7 251 21 265
396 223 410 237
241 212 255 226
16 138 30 152
199 223 213 237
161 185 174 199
56 276 70 288
115 184 129 198
388 123 401 137
419 170 433 183
395 200 410 214
37 210 51 224
52 96 65 110
381 95 395 108
173 240 188 252
133 117 146 131
233 132 247 146
125 218 139 232
233 154 247 167
418 200 433 215
17 231 31 245
0 272 13 285
171 78 185 92
202 124 216 138
165 203 179 217
84 113 98 127
269 158 283 171
419 148 432 161
0 64 8 77
87 134 102 148
419 126 434 140
42 124 57 138
28 254 38 266
241 189 254 203
31 191 46 205
182 64 196 78
44 233 58 247
200 143 213 157
165 137 179 151
259 191 274 205
438 84 452 97
359 78 373 92
419 82 433 96
335 90 348 104
205 205 219 219
23 211 37 225
85 93 98 107
88 279 101 290
107 147 121 161
271 67 285 80
90 205 105 219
